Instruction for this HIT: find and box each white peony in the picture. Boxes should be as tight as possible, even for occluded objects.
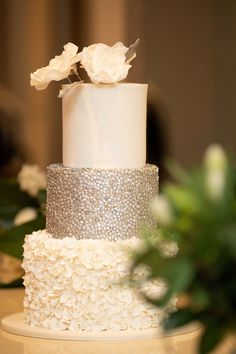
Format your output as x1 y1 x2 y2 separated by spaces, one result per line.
14 207 38 226
17 164 46 197
30 43 81 90
80 42 135 84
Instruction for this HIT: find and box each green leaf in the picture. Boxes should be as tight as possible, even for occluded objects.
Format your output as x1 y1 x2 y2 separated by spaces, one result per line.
165 185 201 216
0 276 23 288
151 256 194 291
136 254 195 307
199 323 225 354
220 224 236 258
164 309 196 330
191 284 211 309
132 247 161 271
138 226 159 249
37 189 47 205
0 214 45 258
158 227 181 243
165 159 190 184
131 148 236 341
0 179 37 220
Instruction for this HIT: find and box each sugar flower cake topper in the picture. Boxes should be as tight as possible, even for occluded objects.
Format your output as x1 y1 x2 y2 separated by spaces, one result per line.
30 43 81 91
30 39 140 97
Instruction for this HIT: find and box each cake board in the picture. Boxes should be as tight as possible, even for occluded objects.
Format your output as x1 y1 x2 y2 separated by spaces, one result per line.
1 312 199 341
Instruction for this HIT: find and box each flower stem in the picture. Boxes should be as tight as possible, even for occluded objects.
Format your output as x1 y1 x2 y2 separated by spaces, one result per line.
67 77 72 84
75 72 83 82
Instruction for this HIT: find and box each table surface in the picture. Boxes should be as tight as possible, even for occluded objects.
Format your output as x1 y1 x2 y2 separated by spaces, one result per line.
0 289 235 354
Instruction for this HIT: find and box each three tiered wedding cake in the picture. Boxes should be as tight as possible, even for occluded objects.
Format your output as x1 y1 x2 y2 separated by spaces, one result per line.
22 41 175 333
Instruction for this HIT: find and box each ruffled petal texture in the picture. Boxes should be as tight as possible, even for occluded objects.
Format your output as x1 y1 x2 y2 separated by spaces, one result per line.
23 230 176 331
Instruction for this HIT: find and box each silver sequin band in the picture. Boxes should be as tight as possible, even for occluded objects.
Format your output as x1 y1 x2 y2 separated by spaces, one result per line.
46 164 159 241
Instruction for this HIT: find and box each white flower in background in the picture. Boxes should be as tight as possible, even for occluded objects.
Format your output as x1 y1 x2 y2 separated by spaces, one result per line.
159 240 179 258
204 144 227 201
30 43 81 90
14 207 38 226
151 195 173 226
205 172 225 201
80 42 135 84
17 164 46 197
204 144 227 171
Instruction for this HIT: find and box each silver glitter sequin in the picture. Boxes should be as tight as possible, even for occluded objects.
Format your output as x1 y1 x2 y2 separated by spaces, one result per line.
46 164 159 241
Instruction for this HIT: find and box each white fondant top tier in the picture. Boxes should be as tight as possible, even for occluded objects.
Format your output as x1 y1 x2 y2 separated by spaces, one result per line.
62 83 148 169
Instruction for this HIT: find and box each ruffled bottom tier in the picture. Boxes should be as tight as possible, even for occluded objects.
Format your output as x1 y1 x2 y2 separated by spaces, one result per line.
22 230 175 332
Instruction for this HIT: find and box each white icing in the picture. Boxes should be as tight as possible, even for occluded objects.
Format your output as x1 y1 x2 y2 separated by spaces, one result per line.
23 230 176 332
62 83 147 169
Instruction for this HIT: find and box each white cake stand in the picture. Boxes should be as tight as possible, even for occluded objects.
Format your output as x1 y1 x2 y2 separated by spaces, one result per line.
1 312 199 341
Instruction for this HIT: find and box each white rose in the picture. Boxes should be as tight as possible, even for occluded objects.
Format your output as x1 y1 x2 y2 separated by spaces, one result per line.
17 164 46 197
14 207 38 226
80 42 134 84
151 195 173 226
30 43 81 90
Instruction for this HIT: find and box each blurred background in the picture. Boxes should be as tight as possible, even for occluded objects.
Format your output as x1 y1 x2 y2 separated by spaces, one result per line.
0 0 235 173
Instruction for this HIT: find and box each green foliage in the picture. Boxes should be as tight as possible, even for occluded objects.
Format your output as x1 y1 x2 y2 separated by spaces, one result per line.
0 178 46 287
164 309 197 329
37 189 47 207
0 214 45 259
131 146 236 354
200 323 225 354
0 179 37 224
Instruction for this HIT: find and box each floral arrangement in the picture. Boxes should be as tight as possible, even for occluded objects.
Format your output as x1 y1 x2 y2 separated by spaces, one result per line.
131 145 236 354
0 165 46 287
30 40 139 97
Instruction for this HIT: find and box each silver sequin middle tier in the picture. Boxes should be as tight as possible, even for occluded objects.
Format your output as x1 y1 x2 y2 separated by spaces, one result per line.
46 164 159 240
